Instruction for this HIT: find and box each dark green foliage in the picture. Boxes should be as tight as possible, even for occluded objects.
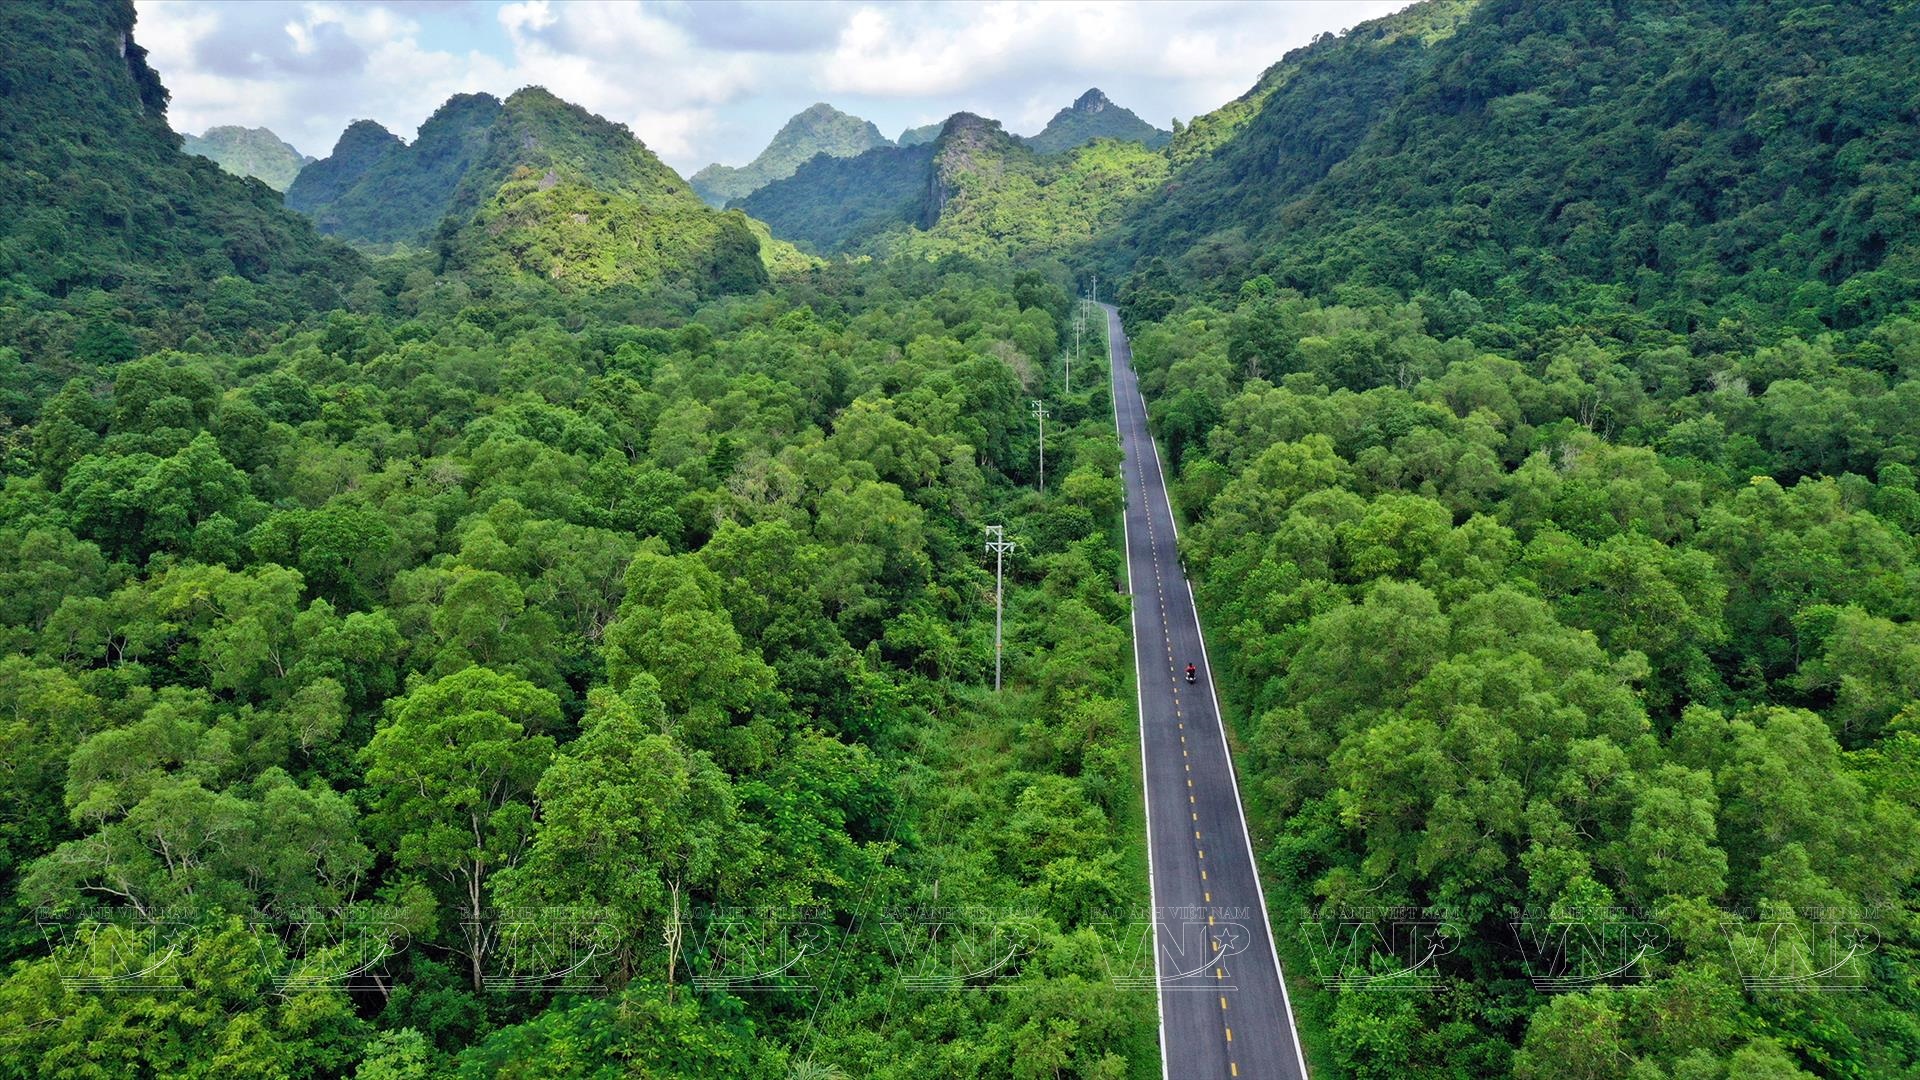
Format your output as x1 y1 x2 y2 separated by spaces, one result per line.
284 119 405 215
1107 1 1473 285
739 141 937 253
180 125 313 191
1114 0 1920 335
1022 88 1170 155
690 102 892 207
0 0 363 395
292 94 503 246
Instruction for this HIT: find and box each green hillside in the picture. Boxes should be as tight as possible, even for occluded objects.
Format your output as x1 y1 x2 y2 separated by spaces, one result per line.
281 87 798 294
0 0 360 404
1103 0 1477 297
438 88 770 296
1116 0 1920 334
690 102 891 206
1022 88 1170 155
179 125 313 191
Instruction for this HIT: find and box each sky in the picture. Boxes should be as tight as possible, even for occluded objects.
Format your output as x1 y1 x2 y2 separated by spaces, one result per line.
136 0 1411 176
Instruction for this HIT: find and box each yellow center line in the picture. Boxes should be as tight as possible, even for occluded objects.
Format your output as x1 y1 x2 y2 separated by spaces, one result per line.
1225 1027 1232 1043
1220 996 1228 1010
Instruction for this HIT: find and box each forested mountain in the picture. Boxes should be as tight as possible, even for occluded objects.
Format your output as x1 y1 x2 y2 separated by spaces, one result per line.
435 87 784 294
0 0 362 403
1112 0 1920 333
287 93 504 247
284 120 404 218
743 111 1165 259
733 140 938 254
180 125 314 191
1022 89 1170 155
1106 0 1920 1076
282 88 799 293
690 102 892 207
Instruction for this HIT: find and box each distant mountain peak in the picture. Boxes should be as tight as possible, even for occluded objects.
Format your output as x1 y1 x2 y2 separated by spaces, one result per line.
1024 90 1169 155
180 125 313 191
336 119 399 149
690 102 889 207
941 112 1002 136
1072 88 1112 112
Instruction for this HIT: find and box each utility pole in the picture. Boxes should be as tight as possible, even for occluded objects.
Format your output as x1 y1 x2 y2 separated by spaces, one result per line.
1030 398 1049 492
985 525 1016 691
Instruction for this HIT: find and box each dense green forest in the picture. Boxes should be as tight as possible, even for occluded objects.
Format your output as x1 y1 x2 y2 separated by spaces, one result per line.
0 4 1157 1076
5 0 1920 1076
1107 0 1920 1076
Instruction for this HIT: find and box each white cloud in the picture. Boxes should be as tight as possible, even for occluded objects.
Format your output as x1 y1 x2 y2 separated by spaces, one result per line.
136 0 1415 174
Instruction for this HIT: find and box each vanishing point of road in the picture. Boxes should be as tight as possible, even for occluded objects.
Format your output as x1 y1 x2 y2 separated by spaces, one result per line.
1105 301 1310 1080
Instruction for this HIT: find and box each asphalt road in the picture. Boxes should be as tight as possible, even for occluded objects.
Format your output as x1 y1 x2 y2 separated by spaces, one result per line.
1104 302 1309 1080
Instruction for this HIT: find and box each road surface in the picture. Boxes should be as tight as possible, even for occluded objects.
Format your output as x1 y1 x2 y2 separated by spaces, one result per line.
1105 302 1309 1080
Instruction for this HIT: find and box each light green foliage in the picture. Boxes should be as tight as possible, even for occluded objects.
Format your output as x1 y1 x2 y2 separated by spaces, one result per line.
362 667 559 988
